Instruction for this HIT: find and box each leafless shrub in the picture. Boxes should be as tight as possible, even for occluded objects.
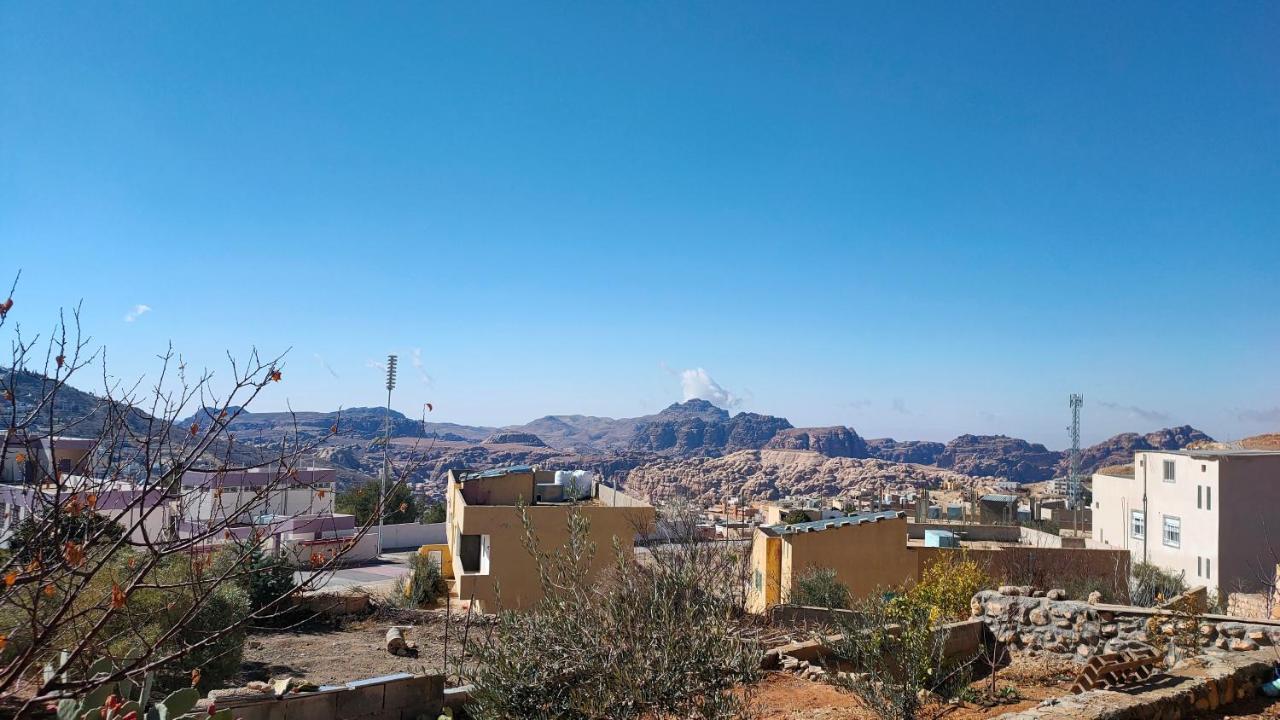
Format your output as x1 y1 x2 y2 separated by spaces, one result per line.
464 502 761 719
0 276 425 712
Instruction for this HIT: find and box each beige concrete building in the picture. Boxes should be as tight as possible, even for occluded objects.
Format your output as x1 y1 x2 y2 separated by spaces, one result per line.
445 465 654 613
747 512 1131 613
748 511 913 613
1091 449 1280 595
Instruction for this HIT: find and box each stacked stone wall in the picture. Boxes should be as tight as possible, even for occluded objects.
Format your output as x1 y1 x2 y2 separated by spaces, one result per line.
972 587 1280 661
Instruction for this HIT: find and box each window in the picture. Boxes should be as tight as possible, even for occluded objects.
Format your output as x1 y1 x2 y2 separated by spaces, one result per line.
1131 510 1145 539
1163 460 1176 482
1197 486 1202 509
1162 515 1181 548
1197 557 1202 577
1206 558 1211 578
1206 486 1212 511
1201 464 1207 472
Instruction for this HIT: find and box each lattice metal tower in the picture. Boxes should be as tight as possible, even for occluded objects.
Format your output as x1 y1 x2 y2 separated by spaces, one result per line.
1068 393 1083 508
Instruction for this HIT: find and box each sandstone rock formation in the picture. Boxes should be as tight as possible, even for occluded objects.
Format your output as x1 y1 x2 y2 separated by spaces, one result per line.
1063 425 1214 477
936 435 1061 484
481 431 548 447
628 400 793 456
865 438 946 465
764 426 868 458
620 449 978 505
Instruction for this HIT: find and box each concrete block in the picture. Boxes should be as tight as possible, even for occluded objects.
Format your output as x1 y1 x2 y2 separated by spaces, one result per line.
215 700 284 720
283 691 339 720
382 675 443 712
336 683 385 718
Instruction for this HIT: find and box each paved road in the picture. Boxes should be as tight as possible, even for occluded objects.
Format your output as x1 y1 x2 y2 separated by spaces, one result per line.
295 551 416 593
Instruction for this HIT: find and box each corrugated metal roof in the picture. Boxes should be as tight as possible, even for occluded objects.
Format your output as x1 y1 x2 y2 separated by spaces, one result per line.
459 464 533 481
980 494 1018 503
769 510 903 535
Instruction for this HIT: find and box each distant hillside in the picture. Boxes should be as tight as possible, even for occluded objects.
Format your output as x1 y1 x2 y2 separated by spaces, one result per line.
21 376 1230 497
1066 426 1214 477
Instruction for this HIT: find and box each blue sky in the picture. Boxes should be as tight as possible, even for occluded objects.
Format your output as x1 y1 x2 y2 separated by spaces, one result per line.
2 2 1277 447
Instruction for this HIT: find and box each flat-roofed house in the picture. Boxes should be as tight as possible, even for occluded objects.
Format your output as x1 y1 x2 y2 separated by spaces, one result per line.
446 465 654 613
1092 449 1280 595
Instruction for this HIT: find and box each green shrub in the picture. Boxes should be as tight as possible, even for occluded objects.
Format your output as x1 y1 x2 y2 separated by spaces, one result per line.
466 506 760 719
791 567 851 609
825 592 951 720
781 509 812 525
419 501 446 524
909 552 991 622
1130 562 1186 607
402 551 448 607
211 542 299 626
336 479 418 525
8 513 124 564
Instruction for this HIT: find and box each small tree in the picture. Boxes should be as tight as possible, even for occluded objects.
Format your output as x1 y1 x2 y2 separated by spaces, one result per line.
337 479 419 525
781 509 811 525
909 552 991 622
7 513 124 565
419 501 446 524
466 504 760 719
791 567 851 609
825 592 950 720
400 552 448 607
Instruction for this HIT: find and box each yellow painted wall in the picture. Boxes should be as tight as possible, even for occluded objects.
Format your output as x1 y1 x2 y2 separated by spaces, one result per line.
746 529 782 613
779 516 915 603
446 470 655 613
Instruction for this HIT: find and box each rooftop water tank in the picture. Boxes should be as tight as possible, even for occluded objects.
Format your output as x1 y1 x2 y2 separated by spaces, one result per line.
553 470 594 500
924 529 958 548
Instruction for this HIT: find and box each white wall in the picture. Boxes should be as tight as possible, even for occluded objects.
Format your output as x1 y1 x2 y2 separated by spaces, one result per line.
378 522 447 549
1092 452 1221 593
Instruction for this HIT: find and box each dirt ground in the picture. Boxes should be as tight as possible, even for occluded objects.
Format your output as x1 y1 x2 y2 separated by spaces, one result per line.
750 654 1076 720
237 608 478 688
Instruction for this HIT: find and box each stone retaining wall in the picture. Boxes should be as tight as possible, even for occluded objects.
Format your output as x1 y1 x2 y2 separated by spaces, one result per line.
1228 592 1279 620
202 673 444 720
992 649 1279 720
973 587 1280 661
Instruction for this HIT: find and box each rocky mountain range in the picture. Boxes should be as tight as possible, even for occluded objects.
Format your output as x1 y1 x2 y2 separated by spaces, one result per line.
14 370 1230 504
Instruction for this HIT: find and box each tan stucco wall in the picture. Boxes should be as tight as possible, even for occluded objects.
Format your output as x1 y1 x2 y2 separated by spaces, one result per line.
779 516 916 603
446 471 655 613
746 529 782 613
746 515 1133 612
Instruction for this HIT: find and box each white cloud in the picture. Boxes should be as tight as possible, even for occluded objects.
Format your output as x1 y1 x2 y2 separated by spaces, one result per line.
123 304 151 323
365 358 385 372
411 348 433 385
678 367 741 409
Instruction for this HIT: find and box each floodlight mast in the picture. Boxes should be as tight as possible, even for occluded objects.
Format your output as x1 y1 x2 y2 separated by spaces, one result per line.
378 354 398 554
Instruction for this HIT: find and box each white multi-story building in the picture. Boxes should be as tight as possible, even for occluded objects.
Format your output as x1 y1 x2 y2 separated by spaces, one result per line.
1091 449 1280 595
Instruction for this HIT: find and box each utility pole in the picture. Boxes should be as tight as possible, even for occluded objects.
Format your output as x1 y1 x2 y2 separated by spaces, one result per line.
378 354 398 555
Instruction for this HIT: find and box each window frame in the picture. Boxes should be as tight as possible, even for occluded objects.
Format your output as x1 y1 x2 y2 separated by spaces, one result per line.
1162 515 1181 548
1130 510 1146 539
1162 459 1176 483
